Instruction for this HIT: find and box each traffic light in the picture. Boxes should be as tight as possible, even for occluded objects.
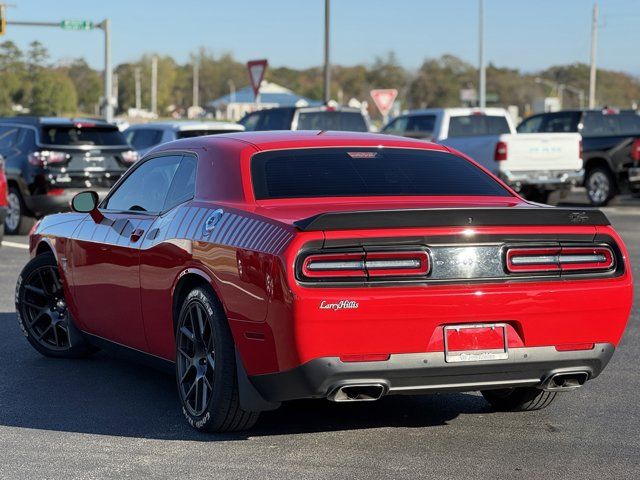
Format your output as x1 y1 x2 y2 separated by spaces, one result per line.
0 5 6 36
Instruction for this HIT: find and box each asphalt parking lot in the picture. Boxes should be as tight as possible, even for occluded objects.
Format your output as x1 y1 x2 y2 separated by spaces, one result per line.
0 192 638 479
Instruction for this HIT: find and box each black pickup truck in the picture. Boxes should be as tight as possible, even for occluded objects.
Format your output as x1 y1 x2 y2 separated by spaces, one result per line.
517 109 640 206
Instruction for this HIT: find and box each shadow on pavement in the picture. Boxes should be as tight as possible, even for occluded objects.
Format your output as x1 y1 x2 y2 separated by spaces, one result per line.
0 312 489 441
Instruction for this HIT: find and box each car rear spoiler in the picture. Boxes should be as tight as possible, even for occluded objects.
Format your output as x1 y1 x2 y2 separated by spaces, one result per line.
293 207 610 231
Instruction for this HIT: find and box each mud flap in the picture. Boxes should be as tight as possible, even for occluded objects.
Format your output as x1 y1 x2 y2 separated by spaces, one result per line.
235 348 281 412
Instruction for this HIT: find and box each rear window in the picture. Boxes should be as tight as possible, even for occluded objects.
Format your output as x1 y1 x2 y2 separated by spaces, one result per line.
177 129 234 139
42 126 127 146
296 111 368 132
448 115 510 137
251 148 510 200
581 112 640 136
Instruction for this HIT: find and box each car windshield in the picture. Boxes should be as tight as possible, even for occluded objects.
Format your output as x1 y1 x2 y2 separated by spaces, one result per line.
296 111 368 132
448 115 511 137
581 112 640 136
251 148 511 199
41 125 127 146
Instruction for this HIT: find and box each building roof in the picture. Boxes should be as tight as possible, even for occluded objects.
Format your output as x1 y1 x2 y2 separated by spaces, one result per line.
207 81 320 108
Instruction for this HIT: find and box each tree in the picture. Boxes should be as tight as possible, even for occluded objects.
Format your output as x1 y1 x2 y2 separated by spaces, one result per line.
64 59 102 114
29 70 78 116
0 41 27 114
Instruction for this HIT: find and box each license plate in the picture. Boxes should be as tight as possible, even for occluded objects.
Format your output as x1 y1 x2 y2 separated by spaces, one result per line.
443 323 508 363
629 167 640 183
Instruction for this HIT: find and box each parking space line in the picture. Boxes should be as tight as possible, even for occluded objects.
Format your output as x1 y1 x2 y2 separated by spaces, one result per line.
1 241 29 250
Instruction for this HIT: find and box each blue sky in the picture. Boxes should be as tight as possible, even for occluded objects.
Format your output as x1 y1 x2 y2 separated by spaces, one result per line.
2 0 638 74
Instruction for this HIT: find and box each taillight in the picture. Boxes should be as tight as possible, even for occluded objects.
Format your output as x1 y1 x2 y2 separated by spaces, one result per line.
121 150 140 164
301 250 430 281
506 245 615 274
28 150 69 166
494 141 508 161
579 139 583 160
302 252 366 279
631 138 640 162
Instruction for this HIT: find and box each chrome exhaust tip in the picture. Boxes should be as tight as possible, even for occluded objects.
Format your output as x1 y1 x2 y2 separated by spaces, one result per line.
328 383 387 402
542 371 590 391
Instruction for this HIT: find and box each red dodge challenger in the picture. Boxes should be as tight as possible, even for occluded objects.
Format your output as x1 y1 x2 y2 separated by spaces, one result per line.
17 131 633 432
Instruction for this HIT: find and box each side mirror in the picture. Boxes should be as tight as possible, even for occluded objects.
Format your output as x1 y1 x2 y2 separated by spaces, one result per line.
71 191 103 223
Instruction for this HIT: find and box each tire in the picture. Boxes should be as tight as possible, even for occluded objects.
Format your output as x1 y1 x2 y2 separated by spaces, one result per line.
15 252 95 358
585 167 615 207
6 186 36 236
175 286 259 432
481 387 557 412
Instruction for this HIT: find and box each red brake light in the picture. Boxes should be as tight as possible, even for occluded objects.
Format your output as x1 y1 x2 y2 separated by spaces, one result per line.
555 343 595 352
631 138 640 162
28 151 69 166
506 246 615 274
301 250 430 281
494 141 508 161
579 139 583 160
121 150 140 164
302 252 366 279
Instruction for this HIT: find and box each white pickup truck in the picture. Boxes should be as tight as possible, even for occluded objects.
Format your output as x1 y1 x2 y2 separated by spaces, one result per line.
382 108 583 202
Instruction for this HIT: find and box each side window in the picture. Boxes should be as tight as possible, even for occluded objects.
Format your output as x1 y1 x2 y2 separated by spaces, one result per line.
127 129 163 150
517 115 543 133
382 117 408 134
17 128 35 147
0 125 20 150
104 154 182 213
406 115 436 135
164 155 198 211
260 109 292 130
240 112 262 131
540 113 576 133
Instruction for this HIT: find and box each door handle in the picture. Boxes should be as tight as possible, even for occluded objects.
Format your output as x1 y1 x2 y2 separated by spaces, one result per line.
130 228 145 242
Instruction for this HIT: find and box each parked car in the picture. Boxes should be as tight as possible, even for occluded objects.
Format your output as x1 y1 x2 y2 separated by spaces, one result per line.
0 154 7 244
124 121 245 157
383 108 583 203
239 106 370 132
517 109 640 206
18 131 632 432
0 117 138 235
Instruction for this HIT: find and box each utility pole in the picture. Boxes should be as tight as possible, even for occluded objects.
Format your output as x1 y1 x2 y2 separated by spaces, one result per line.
99 19 113 122
192 59 199 108
323 0 331 104
588 2 598 109
151 55 158 115
478 0 486 109
134 67 141 110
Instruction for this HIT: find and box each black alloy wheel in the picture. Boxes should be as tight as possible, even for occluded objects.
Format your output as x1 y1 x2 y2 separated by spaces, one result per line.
16 252 94 358
177 300 216 417
175 286 259 432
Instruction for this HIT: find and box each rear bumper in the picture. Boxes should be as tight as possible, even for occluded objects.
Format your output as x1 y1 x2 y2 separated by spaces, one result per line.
0 205 6 225
249 343 615 402
25 189 110 217
499 169 584 190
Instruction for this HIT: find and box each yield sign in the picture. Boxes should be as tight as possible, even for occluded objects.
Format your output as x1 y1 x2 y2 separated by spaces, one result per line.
247 59 268 99
370 89 398 116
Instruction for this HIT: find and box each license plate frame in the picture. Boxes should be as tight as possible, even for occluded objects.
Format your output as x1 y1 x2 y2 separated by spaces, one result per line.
443 323 509 363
